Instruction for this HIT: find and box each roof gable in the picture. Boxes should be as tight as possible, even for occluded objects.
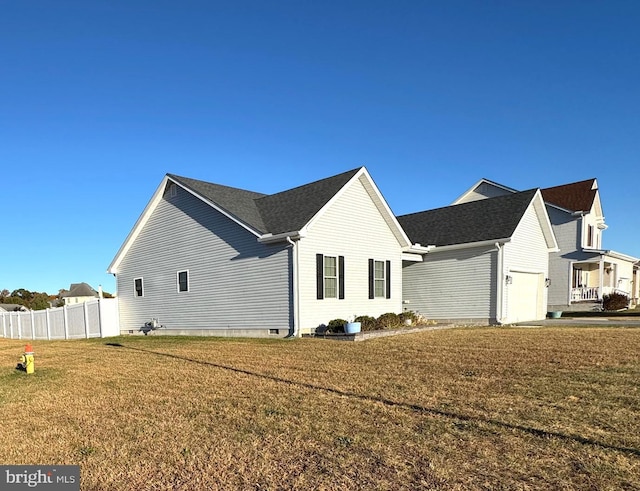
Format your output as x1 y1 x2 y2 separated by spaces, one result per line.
452 178 518 205
398 189 539 247
540 178 598 213
62 282 98 298
256 168 361 235
109 166 411 273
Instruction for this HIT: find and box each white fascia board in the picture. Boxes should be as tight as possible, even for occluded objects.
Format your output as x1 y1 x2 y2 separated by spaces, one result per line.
428 238 511 253
300 166 412 248
108 176 171 274
531 190 559 251
600 250 640 263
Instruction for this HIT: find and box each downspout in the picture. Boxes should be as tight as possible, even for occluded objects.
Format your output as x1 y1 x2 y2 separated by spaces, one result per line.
286 237 301 338
495 242 505 324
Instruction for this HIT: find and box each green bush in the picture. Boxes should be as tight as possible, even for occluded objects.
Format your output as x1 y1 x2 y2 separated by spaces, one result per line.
354 315 379 331
327 318 347 333
602 292 629 311
376 312 402 329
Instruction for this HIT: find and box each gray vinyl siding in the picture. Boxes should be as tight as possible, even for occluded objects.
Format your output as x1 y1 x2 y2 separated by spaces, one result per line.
297 175 403 331
116 186 291 334
546 206 582 308
403 245 498 322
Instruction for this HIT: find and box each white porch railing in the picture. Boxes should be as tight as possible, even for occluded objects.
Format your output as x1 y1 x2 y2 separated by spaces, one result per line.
571 287 599 301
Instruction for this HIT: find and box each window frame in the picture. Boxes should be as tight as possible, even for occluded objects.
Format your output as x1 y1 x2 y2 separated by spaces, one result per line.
373 260 385 298
177 270 189 293
316 254 345 300
134 277 144 297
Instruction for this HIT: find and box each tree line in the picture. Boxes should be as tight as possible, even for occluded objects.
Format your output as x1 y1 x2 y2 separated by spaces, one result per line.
1 288 113 311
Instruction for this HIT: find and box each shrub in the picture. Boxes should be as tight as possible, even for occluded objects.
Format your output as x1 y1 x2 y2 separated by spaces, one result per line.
354 315 379 331
399 311 418 325
327 318 347 333
602 292 629 311
376 312 402 329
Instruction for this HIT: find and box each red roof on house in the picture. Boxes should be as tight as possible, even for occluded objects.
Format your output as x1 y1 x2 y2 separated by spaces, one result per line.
541 178 597 212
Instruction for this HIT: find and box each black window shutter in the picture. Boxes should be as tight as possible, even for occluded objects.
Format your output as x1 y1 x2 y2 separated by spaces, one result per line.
386 260 391 299
368 259 374 299
338 256 345 299
316 254 324 300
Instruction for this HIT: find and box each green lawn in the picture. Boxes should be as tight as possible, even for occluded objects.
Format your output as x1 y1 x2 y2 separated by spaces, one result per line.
1 327 639 490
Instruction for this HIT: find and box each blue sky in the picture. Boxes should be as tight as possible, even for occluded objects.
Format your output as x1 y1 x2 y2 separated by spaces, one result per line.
2 1 639 295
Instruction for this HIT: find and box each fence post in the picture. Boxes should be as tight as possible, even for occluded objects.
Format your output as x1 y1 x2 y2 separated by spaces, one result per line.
46 308 51 340
2 314 5 338
97 298 103 337
83 301 90 339
18 314 22 340
63 305 69 340
30 310 35 340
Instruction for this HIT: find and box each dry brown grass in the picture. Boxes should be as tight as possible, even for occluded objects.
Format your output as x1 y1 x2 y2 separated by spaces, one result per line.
1 327 639 490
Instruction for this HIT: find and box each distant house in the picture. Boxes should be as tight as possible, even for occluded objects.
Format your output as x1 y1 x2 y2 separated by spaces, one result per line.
0 304 28 312
398 189 558 324
108 167 421 337
60 283 100 305
454 178 639 311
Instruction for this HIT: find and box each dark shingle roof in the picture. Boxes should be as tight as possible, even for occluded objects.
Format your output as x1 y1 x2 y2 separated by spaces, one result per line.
398 189 538 246
540 178 596 212
168 174 269 233
256 168 361 234
168 168 361 235
61 283 98 298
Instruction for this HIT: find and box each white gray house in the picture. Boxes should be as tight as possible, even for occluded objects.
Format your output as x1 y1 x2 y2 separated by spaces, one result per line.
398 189 558 324
108 167 422 337
455 178 639 311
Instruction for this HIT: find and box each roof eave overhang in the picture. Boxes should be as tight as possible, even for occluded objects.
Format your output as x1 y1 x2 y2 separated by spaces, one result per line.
428 237 512 253
258 231 305 243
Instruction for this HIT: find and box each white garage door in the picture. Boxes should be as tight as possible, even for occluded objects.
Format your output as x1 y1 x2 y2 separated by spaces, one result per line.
509 272 542 322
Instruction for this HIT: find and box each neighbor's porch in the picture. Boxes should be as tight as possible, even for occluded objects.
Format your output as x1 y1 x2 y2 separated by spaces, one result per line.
571 259 631 303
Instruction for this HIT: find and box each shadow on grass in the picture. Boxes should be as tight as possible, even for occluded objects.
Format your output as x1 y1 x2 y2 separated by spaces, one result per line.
105 342 640 457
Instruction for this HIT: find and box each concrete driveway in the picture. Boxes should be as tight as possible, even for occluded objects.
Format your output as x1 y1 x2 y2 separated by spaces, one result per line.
516 316 640 328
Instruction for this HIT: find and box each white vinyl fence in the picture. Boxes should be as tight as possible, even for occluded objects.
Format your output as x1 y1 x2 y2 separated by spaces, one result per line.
0 298 120 340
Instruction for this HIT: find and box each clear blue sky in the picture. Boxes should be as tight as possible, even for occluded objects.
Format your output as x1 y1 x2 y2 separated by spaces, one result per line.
2 1 639 295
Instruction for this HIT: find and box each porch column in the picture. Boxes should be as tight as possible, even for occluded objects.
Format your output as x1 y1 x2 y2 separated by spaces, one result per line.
599 257 604 299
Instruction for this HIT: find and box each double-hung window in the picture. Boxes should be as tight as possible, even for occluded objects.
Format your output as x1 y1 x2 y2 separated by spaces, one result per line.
369 259 391 299
316 254 345 299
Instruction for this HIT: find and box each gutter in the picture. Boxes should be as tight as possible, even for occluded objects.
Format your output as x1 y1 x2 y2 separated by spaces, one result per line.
495 242 505 324
258 231 305 243
286 237 301 338
428 238 511 253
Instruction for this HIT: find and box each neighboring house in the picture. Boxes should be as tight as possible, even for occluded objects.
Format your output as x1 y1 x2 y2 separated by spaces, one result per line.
0 304 29 312
60 283 100 305
454 178 639 311
398 189 558 324
108 167 420 337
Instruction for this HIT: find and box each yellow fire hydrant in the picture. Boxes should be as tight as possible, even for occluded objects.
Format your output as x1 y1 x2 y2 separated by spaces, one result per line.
17 344 35 374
